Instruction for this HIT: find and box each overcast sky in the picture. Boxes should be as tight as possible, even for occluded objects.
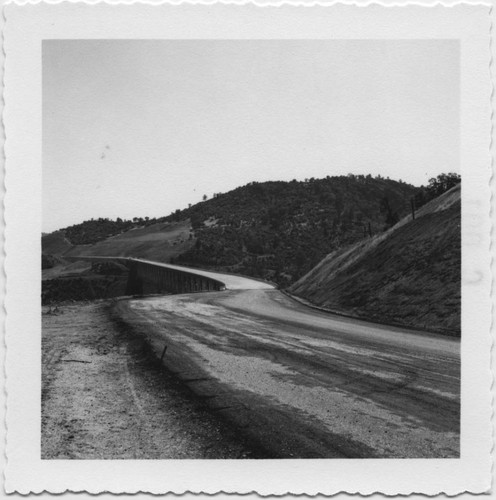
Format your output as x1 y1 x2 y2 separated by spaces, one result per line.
43 39 459 233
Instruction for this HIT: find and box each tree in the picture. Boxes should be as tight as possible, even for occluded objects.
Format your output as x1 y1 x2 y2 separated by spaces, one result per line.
380 196 399 229
414 172 461 210
203 194 208 201
427 172 460 198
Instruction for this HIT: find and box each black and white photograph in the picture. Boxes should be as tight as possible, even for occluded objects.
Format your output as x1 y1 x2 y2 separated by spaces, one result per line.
41 38 462 460
3 2 492 496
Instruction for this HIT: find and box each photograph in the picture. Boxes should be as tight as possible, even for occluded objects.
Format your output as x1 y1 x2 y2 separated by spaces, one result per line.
41 39 461 460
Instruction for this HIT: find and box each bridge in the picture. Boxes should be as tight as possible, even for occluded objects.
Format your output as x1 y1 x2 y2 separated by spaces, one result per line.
68 256 274 295
125 259 228 295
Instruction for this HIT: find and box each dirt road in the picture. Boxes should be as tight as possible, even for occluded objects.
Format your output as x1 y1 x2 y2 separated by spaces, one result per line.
42 302 266 459
116 288 460 458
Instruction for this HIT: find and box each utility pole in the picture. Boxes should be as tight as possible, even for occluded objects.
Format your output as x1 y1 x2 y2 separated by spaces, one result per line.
410 197 416 220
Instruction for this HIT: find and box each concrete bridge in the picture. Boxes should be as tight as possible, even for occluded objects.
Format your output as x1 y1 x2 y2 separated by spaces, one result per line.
125 258 227 295
66 256 227 295
67 256 273 295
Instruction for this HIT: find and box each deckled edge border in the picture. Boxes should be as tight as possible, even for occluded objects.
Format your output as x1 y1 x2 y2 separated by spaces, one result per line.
1 1 494 497
1 0 494 7
2 1 7 498
489 2 494 497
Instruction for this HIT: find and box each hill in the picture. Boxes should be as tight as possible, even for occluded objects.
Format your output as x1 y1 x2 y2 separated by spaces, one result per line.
289 184 461 335
63 220 194 261
42 231 73 255
168 175 418 286
42 175 418 287
42 220 194 273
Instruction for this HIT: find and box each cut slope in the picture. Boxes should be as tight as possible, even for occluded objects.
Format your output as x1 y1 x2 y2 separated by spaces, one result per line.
289 185 461 335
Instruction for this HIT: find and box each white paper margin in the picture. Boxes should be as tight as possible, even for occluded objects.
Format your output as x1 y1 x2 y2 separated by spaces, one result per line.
3 2 493 495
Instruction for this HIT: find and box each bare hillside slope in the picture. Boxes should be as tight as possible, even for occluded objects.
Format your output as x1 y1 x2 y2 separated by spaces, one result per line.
44 220 194 262
63 220 194 262
289 185 461 335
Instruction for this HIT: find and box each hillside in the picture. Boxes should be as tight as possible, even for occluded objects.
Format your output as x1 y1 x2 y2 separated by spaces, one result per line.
42 175 418 287
42 231 73 255
168 176 418 286
289 184 461 335
42 220 194 273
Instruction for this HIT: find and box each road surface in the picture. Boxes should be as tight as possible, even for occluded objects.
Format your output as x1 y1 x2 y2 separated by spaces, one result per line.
115 265 460 458
131 258 275 290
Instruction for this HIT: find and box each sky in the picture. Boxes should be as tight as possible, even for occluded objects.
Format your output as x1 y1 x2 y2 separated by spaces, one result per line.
43 39 459 233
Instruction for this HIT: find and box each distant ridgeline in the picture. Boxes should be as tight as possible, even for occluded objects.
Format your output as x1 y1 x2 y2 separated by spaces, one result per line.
43 173 460 289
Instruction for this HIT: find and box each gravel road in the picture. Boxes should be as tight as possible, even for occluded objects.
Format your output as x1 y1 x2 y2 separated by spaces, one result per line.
116 288 460 458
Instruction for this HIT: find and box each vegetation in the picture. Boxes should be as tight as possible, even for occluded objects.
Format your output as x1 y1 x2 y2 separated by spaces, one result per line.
43 172 460 293
42 260 130 304
42 231 73 255
63 216 165 246
379 196 400 230
45 175 419 287
42 275 128 304
63 218 136 245
413 172 461 211
167 175 418 286
42 254 60 270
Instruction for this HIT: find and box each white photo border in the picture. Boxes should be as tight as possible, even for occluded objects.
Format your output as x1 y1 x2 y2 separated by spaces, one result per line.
3 2 493 495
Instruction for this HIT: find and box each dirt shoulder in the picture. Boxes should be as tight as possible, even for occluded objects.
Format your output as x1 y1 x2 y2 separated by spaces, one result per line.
42 301 264 459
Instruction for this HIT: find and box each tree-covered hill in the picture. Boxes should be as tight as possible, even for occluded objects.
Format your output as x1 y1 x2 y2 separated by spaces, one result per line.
43 174 461 288
167 175 418 286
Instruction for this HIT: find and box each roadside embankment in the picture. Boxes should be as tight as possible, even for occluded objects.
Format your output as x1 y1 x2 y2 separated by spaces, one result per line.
290 186 461 336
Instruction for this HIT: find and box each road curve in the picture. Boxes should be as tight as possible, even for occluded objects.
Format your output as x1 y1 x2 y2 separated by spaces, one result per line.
74 255 275 291
115 264 460 458
130 258 275 290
